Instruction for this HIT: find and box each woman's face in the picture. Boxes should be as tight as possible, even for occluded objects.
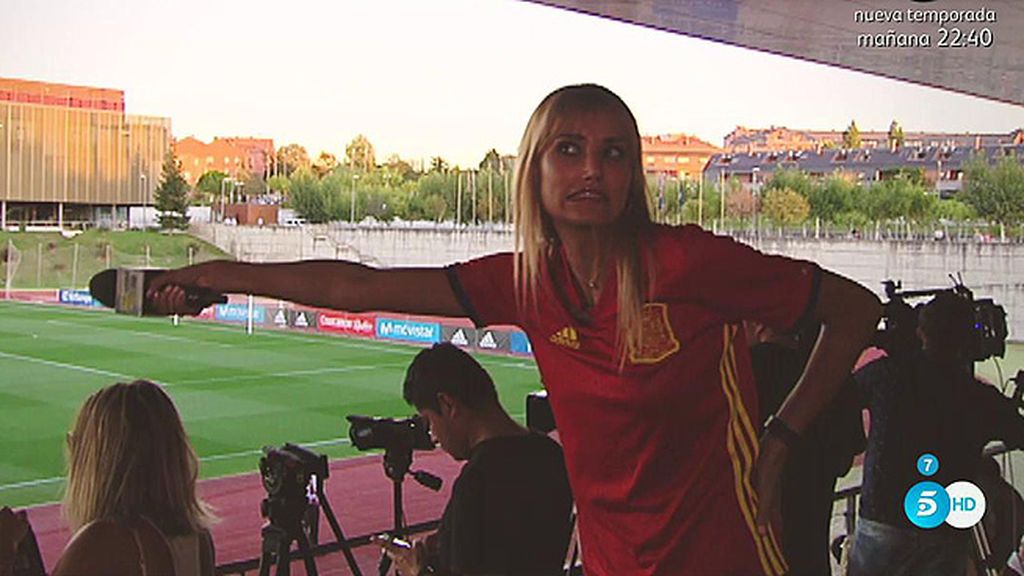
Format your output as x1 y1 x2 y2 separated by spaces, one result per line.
537 105 635 230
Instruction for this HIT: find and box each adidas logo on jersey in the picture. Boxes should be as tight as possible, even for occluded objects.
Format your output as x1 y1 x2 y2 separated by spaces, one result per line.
549 326 580 349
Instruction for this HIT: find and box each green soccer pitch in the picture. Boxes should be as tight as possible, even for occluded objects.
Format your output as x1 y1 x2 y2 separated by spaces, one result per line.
2 299 1021 509
0 300 542 508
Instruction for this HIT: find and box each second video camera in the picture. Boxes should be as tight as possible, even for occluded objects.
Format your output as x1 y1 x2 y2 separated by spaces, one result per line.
346 415 434 452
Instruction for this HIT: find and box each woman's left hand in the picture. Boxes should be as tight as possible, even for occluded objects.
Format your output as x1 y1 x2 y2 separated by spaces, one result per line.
753 436 788 542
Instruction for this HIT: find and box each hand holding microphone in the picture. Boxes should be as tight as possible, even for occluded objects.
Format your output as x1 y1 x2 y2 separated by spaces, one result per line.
88 262 228 316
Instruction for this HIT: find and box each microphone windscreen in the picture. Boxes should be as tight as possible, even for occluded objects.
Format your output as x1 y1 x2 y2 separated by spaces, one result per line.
88 268 118 308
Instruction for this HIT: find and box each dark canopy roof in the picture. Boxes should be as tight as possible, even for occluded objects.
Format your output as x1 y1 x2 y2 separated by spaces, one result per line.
527 0 1023 106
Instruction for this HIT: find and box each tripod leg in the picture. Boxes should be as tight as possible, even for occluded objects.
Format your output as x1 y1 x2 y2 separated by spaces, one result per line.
258 550 275 576
318 496 364 576
259 523 288 576
295 530 319 576
305 502 321 547
276 534 293 576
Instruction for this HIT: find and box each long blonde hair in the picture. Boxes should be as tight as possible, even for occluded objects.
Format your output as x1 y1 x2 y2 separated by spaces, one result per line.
512 84 653 360
63 380 213 536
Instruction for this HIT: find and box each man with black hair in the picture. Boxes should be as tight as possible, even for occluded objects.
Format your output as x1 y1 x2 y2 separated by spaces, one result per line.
379 343 573 576
849 291 1024 576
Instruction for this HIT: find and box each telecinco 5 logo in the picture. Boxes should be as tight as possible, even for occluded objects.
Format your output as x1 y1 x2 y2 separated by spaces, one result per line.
904 453 986 529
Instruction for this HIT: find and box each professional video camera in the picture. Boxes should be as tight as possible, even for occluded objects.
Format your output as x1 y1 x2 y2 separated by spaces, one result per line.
877 278 1008 362
259 443 327 503
256 443 362 576
346 414 434 452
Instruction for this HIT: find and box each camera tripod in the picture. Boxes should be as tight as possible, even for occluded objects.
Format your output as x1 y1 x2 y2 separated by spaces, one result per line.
258 472 363 576
377 443 442 576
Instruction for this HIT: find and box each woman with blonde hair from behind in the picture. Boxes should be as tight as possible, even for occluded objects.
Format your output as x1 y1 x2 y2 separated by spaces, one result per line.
1 380 214 576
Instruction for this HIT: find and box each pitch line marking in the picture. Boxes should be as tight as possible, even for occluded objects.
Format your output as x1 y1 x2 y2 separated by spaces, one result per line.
0 350 134 381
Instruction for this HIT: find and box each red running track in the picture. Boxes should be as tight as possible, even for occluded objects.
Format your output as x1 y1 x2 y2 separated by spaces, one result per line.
26 451 463 575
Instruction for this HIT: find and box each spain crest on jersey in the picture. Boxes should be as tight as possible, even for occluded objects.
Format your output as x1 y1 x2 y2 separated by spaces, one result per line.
629 303 680 364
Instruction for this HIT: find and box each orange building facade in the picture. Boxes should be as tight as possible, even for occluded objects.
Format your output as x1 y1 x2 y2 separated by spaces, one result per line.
176 136 274 185
640 133 722 180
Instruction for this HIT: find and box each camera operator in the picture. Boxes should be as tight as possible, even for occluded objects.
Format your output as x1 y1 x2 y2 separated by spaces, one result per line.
849 291 1024 576
378 343 573 576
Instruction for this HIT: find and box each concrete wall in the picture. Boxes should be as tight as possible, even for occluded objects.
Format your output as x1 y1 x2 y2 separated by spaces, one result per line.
193 223 1024 340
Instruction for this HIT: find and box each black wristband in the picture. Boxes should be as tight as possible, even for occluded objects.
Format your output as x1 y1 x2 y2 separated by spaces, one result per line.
763 414 801 449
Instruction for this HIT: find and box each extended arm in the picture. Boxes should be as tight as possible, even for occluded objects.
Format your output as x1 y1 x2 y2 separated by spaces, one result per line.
146 259 466 318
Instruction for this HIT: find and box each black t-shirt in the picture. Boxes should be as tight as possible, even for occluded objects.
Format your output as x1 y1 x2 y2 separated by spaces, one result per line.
434 432 573 576
751 341 864 478
855 354 1024 528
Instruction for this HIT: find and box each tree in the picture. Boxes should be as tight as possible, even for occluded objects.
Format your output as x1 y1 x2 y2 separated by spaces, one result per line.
430 156 450 173
312 151 338 179
761 188 810 227
725 178 756 220
267 175 291 196
384 154 418 181
479 149 502 171
345 135 376 172
843 120 861 149
764 168 812 198
859 176 934 222
887 120 905 149
807 176 856 223
682 186 721 225
240 169 267 198
194 170 228 205
288 169 331 223
154 150 190 230
415 171 453 221
934 199 975 222
277 144 310 176
961 155 1024 225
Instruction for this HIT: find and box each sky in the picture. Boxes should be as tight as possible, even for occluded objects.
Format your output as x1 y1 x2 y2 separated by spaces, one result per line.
3 0 1023 168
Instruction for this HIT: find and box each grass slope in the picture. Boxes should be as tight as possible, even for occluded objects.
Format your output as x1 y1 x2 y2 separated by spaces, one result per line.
0 230 229 290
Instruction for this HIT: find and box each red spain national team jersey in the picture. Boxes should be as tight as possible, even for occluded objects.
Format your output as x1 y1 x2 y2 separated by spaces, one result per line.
447 224 820 576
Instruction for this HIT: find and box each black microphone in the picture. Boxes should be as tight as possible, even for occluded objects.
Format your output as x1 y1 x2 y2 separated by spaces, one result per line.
88 268 227 315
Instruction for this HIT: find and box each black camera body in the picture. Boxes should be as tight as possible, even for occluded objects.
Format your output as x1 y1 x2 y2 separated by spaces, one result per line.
346 414 434 452
259 443 328 502
877 279 1008 362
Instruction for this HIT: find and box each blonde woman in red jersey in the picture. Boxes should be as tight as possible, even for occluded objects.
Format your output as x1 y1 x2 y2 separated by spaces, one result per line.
147 84 880 575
